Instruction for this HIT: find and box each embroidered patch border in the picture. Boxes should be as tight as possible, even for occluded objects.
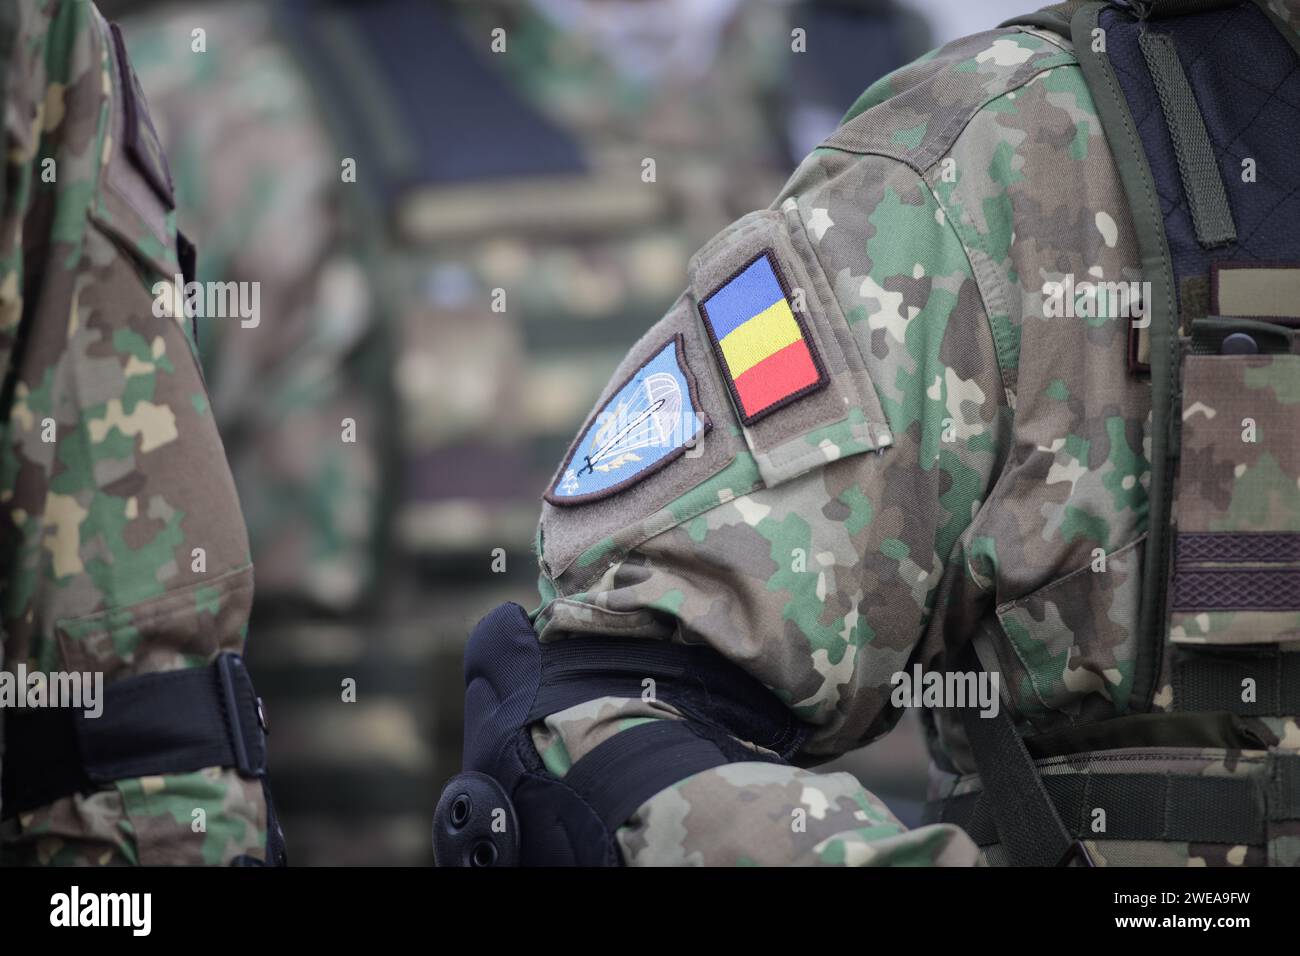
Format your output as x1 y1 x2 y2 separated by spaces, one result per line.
698 248 828 426
544 333 710 507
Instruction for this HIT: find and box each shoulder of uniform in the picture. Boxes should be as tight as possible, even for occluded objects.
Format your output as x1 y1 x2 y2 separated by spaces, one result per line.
823 25 1078 175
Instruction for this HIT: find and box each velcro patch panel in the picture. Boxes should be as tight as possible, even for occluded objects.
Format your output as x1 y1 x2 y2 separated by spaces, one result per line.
698 249 828 425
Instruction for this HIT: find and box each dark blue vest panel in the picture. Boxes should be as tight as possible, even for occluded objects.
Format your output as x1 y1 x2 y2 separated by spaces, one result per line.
1100 2 1300 296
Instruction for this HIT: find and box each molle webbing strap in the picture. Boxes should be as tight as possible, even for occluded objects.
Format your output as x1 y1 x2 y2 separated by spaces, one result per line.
931 766 1275 847
1276 757 1300 824
1177 531 1300 565
1174 647 1300 715
932 708 1300 853
1172 530 1300 616
1022 710 1271 755
1173 568 1300 611
1138 30 1236 248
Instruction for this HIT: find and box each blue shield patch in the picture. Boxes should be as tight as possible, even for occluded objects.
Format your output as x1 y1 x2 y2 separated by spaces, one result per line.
546 335 708 505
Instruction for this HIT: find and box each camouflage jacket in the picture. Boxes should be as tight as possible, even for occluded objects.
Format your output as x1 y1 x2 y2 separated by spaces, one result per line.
121 2 386 612
0 0 266 864
528 3 1300 865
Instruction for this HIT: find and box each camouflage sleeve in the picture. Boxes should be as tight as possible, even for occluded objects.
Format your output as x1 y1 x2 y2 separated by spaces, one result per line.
525 23 1091 865
529 132 1013 864
0 0 265 864
122 5 384 612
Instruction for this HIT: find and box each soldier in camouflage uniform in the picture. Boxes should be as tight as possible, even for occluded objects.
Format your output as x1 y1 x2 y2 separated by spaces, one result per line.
118 0 929 863
447 0 1300 865
0 0 275 864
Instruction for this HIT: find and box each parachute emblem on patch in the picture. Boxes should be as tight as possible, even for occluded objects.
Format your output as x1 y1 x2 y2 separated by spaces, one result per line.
546 335 708 506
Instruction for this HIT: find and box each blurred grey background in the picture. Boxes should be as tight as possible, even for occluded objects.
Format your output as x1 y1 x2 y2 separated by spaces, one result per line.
96 0 1035 865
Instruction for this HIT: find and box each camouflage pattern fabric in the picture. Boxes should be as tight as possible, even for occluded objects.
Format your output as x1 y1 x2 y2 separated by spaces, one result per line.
1168 351 1300 645
119 0 930 863
0 0 265 864
123 2 385 612
527 6 1300 865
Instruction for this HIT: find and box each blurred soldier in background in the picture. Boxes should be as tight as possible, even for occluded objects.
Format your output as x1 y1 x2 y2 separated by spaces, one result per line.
106 0 930 863
0 0 282 865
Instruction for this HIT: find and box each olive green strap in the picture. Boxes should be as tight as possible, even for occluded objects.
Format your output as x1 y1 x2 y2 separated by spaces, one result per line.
1024 710 1270 756
999 1 1087 37
1070 1 1179 712
1138 29 1237 248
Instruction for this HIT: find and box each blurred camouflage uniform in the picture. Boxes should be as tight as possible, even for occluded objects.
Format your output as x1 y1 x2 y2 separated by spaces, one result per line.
449 0 1300 865
121 2 386 612
0 0 271 864
120 0 931 605
119 0 929 862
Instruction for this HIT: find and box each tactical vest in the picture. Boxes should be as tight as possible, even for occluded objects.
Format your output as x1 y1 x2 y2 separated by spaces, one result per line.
927 0 1300 866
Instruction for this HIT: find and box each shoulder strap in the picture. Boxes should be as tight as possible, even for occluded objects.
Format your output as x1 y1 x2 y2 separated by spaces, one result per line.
1007 0 1246 28
954 640 1092 866
1001 0 1243 37
999 1 1090 37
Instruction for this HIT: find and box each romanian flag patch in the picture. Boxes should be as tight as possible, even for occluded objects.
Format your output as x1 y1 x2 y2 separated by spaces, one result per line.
699 250 827 425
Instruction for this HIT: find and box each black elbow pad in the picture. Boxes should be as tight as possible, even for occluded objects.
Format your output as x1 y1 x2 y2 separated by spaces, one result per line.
433 602 809 866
